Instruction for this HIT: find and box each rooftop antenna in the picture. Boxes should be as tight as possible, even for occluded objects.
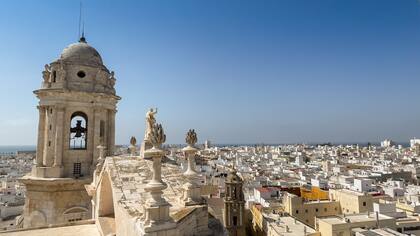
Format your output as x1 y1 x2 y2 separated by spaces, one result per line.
78 1 86 42
78 1 82 38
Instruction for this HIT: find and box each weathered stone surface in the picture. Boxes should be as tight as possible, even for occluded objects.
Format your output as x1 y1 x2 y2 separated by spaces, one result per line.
20 38 120 228
93 155 211 235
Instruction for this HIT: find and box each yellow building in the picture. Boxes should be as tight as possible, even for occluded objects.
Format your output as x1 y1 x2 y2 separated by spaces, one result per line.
300 186 329 201
329 189 373 214
283 193 340 227
250 204 265 236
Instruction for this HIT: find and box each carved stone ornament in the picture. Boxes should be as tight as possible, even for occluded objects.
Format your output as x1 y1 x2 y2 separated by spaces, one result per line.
130 136 137 146
149 123 166 148
185 129 197 147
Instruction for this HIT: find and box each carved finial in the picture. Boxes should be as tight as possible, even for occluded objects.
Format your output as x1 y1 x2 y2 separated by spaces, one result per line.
130 136 137 146
185 129 197 147
44 64 51 72
149 123 166 148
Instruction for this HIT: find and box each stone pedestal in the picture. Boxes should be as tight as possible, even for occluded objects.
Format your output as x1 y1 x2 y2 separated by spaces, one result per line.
143 147 174 230
129 145 137 156
19 176 92 228
181 145 203 206
182 182 203 206
140 140 153 159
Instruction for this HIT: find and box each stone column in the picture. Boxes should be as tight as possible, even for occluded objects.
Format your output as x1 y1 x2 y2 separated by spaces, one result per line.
53 106 65 167
36 106 46 167
181 129 203 206
92 109 102 166
184 148 197 177
129 144 137 156
108 109 116 156
143 123 174 230
144 149 167 206
42 106 51 167
240 204 243 224
44 107 56 167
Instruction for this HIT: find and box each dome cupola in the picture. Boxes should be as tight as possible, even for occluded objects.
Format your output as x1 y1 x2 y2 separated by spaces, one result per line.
39 37 116 95
60 38 103 67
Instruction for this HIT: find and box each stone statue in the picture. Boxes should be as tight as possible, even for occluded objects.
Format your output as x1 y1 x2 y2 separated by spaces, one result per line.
109 71 116 93
109 71 115 80
58 61 67 83
130 136 137 146
149 123 166 148
145 108 158 141
42 64 51 82
185 129 197 147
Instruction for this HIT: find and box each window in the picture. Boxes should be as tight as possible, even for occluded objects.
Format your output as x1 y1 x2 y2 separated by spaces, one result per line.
324 208 327 212
316 208 319 212
295 210 299 214
52 71 56 82
70 112 88 149
77 71 86 78
68 218 82 222
100 120 105 138
233 216 237 226
73 163 81 177
305 209 308 213
363 201 366 206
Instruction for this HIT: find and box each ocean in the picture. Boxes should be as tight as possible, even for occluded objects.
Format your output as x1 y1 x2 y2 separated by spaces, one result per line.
0 145 36 154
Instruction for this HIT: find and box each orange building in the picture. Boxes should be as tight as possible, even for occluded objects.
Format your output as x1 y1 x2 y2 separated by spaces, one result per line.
300 186 329 201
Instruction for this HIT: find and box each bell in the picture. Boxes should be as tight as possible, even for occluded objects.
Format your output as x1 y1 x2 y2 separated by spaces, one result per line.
71 120 85 138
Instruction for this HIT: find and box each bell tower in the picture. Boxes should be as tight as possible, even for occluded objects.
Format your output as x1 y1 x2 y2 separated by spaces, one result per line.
223 169 246 236
20 37 120 228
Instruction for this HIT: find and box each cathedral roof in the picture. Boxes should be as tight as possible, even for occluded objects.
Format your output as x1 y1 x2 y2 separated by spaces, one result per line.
60 38 103 66
100 156 200 220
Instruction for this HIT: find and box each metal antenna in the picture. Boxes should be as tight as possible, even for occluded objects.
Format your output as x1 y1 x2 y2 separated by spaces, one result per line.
82 20 85 38
78 1 82 39
78 1 86 43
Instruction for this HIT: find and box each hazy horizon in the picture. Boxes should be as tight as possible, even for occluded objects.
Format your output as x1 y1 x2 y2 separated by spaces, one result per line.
1 0 420 145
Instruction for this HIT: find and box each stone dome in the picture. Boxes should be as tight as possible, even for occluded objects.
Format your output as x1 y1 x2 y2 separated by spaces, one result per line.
226 170 241 183
60 38 103 66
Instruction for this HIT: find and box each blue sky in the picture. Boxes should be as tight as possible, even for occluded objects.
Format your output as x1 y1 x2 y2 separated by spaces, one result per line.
1 0 420 145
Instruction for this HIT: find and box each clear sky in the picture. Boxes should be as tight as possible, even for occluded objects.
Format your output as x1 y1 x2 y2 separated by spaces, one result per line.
1 0 420 145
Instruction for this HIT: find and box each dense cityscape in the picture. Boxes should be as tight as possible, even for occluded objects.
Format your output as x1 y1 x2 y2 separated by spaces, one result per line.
3 137 420 235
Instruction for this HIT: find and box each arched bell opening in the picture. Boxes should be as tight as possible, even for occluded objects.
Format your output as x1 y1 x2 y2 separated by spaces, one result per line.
69 112 88 150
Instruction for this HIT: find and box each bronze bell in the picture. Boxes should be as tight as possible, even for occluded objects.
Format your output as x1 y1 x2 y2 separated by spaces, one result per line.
71 120 86 138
